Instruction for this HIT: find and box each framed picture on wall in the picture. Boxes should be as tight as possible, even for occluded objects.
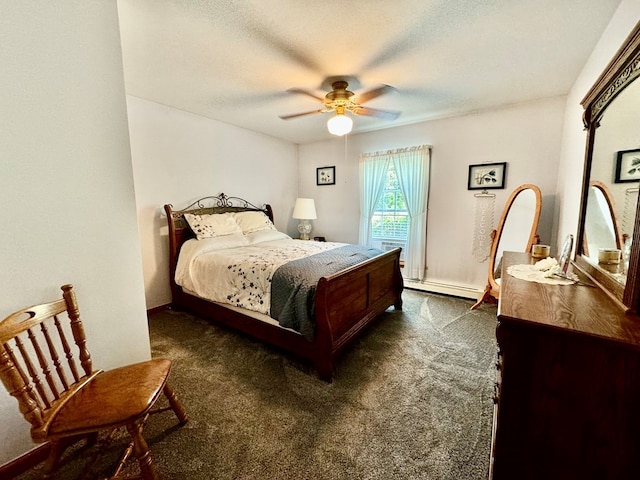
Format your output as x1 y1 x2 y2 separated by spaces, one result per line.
467 162 507 190
317 166 336 185
614 149 640 183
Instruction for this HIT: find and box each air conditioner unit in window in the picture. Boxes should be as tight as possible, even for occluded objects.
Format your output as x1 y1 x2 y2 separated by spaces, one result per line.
380 240 405 261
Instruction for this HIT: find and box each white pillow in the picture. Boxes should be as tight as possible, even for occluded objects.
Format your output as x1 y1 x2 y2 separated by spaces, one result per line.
233 211 276 234
184 213 242 240
245 229 291 244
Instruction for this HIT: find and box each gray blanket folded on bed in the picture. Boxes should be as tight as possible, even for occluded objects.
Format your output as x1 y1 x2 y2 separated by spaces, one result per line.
270 244 384 341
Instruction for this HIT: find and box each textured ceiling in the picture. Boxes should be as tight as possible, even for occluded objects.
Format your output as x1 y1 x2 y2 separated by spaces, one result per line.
117 0 621 144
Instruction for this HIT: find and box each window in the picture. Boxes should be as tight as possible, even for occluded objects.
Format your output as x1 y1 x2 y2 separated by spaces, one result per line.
371 162 409 245
359 145 431 280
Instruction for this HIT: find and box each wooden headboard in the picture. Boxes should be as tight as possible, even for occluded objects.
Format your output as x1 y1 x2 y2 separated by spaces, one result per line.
163 193 274 298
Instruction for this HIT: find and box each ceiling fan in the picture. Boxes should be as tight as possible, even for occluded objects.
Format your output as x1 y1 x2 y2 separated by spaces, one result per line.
279 80 401 136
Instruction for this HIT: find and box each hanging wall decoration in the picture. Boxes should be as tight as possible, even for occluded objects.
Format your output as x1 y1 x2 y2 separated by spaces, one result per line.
472 190 496 262
622 186 639 241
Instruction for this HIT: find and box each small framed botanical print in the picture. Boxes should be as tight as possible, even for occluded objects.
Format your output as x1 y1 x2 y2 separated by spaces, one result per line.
317 166 336 186
614 149 640 183
467 162 507 190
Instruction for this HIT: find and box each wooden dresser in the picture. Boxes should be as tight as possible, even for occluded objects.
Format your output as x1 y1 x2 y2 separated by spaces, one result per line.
490 251 640 480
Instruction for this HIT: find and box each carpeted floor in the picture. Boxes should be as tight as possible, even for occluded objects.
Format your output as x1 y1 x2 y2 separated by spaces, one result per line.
16 289 498 480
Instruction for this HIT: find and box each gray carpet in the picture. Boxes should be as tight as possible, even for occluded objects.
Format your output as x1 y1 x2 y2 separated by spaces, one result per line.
16 289 498 480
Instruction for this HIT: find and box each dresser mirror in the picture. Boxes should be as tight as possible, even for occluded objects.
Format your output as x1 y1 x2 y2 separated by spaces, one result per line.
472 184 542 309
577 21 640 311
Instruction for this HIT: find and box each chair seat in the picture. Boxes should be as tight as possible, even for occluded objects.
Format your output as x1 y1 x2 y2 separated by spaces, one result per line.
48 358 172 438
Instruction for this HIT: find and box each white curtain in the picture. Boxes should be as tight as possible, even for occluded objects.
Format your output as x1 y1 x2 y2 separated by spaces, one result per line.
358 145 431 281
394 145 431 280
358 153 390 245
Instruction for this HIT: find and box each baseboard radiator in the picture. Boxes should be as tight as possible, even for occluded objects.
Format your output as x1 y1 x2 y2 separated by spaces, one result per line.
404 279 482 300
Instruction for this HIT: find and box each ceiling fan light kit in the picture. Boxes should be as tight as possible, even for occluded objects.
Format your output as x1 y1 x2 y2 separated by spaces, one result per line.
327 107 353 136
280 79 400 136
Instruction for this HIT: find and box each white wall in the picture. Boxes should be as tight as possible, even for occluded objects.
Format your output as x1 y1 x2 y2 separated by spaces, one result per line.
555 1 640 251
0 1 150 466
127 97 298 309
298 97 566 291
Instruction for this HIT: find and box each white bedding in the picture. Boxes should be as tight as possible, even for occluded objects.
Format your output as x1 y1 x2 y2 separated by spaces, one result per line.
175 233 345 315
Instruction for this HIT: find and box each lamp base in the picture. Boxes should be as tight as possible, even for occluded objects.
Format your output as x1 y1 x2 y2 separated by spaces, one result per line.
297 220 312 240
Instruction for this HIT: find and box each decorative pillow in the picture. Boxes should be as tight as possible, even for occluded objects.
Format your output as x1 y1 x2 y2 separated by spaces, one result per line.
184 213 242 240
245 229 291 244
233 211 276 234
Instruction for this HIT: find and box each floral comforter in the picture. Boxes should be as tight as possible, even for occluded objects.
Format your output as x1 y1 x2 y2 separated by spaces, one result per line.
175 237 344 316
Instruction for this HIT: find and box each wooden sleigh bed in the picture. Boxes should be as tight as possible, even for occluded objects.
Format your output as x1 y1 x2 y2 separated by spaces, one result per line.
164 194 404 381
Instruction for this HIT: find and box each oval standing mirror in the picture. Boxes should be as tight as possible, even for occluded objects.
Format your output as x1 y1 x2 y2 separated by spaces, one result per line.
577 21 640 310
472 184 542 309
583 180 624 270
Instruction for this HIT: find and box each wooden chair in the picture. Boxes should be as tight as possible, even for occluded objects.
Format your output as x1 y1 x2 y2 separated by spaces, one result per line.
0 284 188 479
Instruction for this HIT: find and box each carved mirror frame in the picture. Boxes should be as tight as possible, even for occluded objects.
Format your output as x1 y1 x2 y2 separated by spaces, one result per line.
577 21 640 312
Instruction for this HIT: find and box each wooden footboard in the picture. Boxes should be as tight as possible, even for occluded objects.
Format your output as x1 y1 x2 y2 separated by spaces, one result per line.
313 248 403 380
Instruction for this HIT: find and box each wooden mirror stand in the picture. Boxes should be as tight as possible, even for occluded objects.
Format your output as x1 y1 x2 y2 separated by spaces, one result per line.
472 184 542 310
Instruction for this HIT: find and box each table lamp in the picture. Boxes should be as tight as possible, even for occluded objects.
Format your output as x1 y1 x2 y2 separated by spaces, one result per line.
292 198 317 240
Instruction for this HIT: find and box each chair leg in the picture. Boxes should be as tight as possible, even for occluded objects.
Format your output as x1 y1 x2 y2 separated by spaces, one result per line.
42 440 65 479
126 421 158 480
163 383 188 425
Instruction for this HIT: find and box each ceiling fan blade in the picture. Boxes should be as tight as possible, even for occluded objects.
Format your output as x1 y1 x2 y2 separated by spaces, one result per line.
279 109 325 120
356 84 396 104
286 87 325 102
353 106 401 120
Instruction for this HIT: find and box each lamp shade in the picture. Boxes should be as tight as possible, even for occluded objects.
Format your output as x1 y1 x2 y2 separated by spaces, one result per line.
292 198 317 219
327 113 353 136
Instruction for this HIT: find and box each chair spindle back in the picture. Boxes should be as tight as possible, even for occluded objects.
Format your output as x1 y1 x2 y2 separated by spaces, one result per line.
0 284 95 439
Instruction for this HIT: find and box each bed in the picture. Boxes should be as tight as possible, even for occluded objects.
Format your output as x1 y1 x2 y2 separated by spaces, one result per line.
164 193 403 381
